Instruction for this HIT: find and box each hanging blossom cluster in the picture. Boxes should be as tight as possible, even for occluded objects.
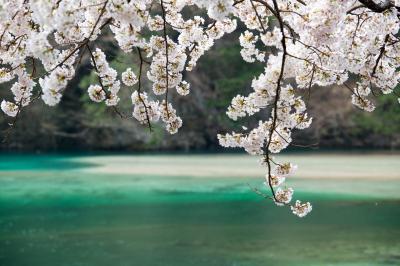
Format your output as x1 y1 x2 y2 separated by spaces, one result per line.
1 0 400 217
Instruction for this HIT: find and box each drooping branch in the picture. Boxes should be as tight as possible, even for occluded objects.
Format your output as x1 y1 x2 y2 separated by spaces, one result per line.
136 47 153 131
86 44 108 97
2 59 41 143
160 0 171 119
86 44 127 119
265 0 288 203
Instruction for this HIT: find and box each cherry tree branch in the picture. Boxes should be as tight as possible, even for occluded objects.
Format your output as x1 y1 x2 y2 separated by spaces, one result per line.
86 44 127 119
357 0 396 13
137 47 153 132
160 0 171 119
264 0 288 203
49 0 110 72
371 34 390 77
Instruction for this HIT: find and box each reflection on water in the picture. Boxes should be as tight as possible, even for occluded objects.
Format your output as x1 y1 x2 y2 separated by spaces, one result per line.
0 154 399 266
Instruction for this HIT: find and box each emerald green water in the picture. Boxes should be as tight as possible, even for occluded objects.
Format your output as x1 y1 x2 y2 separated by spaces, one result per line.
0 154 399 266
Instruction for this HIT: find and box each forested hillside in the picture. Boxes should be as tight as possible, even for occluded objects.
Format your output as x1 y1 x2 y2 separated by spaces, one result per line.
1 27 399 151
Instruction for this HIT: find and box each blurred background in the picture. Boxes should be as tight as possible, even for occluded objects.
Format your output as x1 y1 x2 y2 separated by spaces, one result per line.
1 23 400 152
0 23 400 266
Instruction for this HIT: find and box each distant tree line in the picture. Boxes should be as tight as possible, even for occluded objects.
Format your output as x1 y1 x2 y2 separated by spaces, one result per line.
1 28 399 152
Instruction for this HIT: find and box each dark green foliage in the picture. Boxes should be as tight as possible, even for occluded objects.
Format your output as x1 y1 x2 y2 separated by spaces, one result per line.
0 34 399 151
354 94 400 136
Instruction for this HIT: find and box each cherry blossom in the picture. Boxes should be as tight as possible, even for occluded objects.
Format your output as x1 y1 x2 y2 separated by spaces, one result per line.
2 0 400 217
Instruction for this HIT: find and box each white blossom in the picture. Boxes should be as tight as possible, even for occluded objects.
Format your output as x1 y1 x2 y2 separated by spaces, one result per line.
88 85 106 103
275 187 294 206
122 68 138 86
291 200 313 218
1 100 19 117
1 0 398 217
265 175 285 188
176 81 190 96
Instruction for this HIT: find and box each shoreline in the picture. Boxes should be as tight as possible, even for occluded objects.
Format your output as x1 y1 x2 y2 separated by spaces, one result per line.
69 153 400 180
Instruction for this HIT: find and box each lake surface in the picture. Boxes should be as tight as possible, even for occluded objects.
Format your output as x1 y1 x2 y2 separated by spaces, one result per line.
0 153 399 266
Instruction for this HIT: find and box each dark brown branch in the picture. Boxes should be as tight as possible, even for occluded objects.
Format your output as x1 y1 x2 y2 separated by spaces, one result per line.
251 0 298 42
371 34 390 77
343 81 368 106
357 0 395 13
307 64 316 101
86 44 127 120
160 0 171 119
274 129 318 149
86 44 109 97
2 98 23 143
2 59 42 143
137 47 153 132
264 0 288 203
0 10 20 48
49 0 109 72
250 0 267 34
347 4 367 14
295 0 306 5
247 183 273 200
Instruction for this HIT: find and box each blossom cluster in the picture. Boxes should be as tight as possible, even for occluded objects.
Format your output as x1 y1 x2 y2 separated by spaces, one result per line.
1 68 35 117
269 162 311 217
88 48 121 106
1 0 400 217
